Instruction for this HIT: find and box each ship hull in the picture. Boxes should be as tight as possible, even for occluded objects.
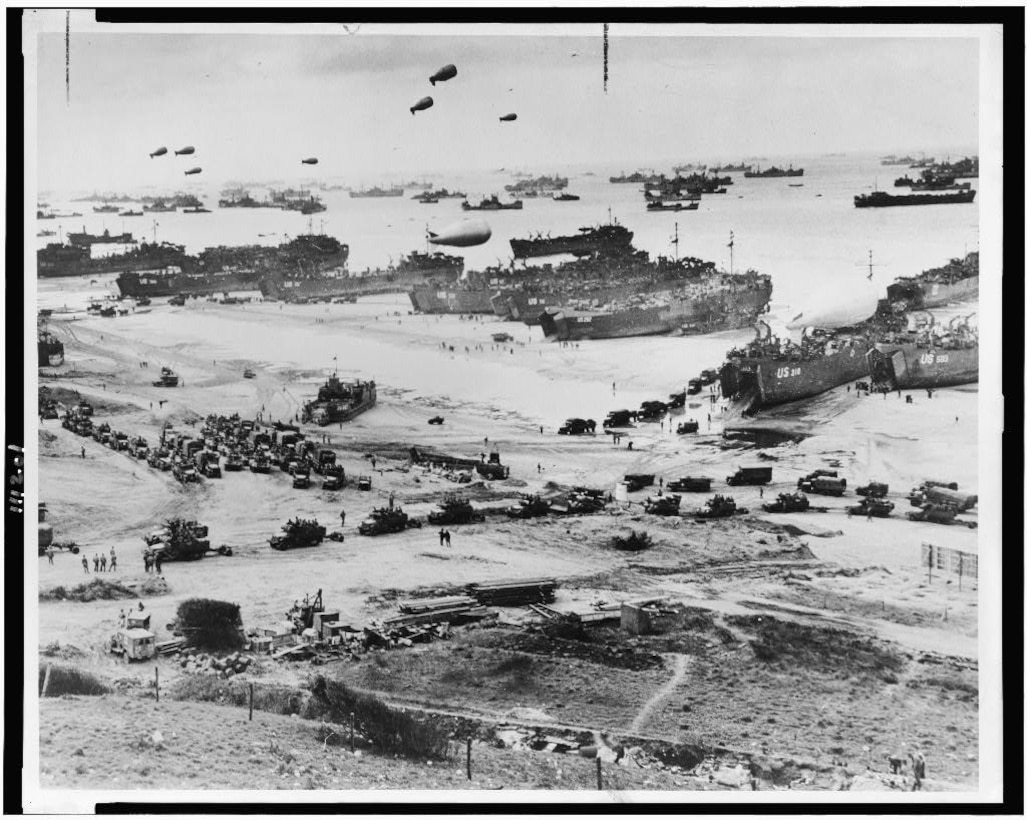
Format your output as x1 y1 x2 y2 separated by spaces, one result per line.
721 340 871 409
408 286 495 314
539 308 671 340
886 276 978 309
854 191 976 208
867 344 978 390
117 271 263 298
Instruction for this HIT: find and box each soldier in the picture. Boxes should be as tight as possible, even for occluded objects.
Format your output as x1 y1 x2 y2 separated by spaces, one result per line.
109 554 117 572
910 750 926 791
82 555 89 574
100 554 107 572
439 528 446 547
444 530 452 548
46 547 54 565
81 446 86 459
93 554 100 572
339 510 346 527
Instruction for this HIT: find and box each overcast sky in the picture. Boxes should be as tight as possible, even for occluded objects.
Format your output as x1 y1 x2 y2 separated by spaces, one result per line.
33 25 981 193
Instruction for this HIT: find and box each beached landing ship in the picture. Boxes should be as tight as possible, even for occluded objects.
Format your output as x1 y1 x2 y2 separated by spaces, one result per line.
867 318 978 391
719 322 873 411
301 375 376 426
537 268 772 342
39 241 189 279
885 252 978 310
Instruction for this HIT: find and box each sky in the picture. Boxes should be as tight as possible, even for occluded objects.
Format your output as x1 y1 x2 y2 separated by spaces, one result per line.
31 21 982 194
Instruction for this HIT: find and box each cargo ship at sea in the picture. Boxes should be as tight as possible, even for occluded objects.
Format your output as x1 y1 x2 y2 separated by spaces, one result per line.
509 223 634 259
37 241 189 279
743 166 804 178
853 190 976 208
67 227 136 247
609 170 662 185
262 249 463 303
867 319 978 391
710 163 752 173
349 185 404 198
461 195 523 211
885 252 978 310
115 234 349 298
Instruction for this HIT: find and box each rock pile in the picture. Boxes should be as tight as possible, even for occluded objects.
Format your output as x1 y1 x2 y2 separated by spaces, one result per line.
179 649 252 678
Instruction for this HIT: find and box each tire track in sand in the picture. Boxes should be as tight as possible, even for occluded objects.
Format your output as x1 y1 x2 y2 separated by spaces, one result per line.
629 652 689 735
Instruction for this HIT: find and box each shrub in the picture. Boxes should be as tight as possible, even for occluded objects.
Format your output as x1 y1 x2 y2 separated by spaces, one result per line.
39 664 110 697
168 675 310 715
175 599 245 651
39 578 135 602
308 676 451 760
611 530 653 552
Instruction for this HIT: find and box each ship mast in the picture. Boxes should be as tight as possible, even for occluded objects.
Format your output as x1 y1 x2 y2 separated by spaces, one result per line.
727 230 734 275
670 222 679 263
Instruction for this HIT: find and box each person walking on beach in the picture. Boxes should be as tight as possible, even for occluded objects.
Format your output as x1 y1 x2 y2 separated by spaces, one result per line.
46 547 54 565
439 528 446 547
82 556 89 574
109 554 117 572
444 530 452 548
909 750 926 791
93 554 100 572
81 447 86 459
339 510 346 527
100 554 107 572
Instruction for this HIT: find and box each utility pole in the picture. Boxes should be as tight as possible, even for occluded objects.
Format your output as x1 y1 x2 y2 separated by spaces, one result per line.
670 222 679 263
728 230 735 275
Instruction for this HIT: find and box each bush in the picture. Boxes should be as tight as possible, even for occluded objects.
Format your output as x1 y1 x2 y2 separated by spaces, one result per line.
308 676 451 760
168 675 311 715
611 530 654 552
39 664 110 697
39 578 136 602
175 599 245 651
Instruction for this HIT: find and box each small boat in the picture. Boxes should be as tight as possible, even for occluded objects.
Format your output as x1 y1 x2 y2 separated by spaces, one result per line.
553 193 580 201
121 210 144 216
182 207 212 213
788 183 804 188
646 200 698 212
243 368 256 379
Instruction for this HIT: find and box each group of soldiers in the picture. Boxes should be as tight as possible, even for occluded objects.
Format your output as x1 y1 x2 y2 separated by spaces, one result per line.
80 548 117 573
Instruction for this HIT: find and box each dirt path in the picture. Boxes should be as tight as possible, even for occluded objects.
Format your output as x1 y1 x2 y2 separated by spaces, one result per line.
628 653 689 735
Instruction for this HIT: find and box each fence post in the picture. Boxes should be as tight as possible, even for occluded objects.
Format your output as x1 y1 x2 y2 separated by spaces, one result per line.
466 737 472 781
41 664 53 697
349 711 355 752
958 552 963 592
155 666 159 703
928 544 933 584
596 757 603 790
249 683 254 721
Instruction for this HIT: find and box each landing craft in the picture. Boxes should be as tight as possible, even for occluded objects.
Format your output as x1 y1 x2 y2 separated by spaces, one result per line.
429 64 457 85
410 96 434 116
184 167 202 176
301 158 319 165
499 113 518 122
149 146 168 159
427 218 491 248
175 146 196 156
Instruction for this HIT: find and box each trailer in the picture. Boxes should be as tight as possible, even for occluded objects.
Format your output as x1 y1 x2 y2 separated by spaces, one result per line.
726 466 772 486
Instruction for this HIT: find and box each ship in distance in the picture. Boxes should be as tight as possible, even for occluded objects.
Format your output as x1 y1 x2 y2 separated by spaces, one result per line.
609 170 663 185
647 200 698 212
349 185 405 198
509 222 634 259
853 190 976 208
114 234 350 298
744 165 804 178
38 241 188 279
462 195 523 211
710 163 752 173
67 227 136 247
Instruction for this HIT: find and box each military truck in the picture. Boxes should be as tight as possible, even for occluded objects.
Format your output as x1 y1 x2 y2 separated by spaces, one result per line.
224 451 245 471
603 409 635 428
146 518 212 561
644 494 681 516
848 497 895 518
726 466 772 486
695 495 747 519
322 468 344 491
624 473 656 492
356 474 372 491
908 483 977 512
675 420 699 435
358 505 421 536
637 400 669 420
506 495 551 519
269 518 327 550
797 473 847 497
667 476 712 493
428 496 485 525
558 418 595 435
105 627 156 661
855 481 889 498
762 492 811 513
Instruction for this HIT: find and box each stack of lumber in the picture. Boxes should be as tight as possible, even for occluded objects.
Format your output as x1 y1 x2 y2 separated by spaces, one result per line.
467 578 557 606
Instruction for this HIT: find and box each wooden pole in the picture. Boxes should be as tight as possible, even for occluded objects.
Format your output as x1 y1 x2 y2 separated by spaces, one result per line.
928 545 933 584
596 757 603 790
349 711 355 752
41 664 53 697
249 683 254 721
155 666 159 703
466 737 472 780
